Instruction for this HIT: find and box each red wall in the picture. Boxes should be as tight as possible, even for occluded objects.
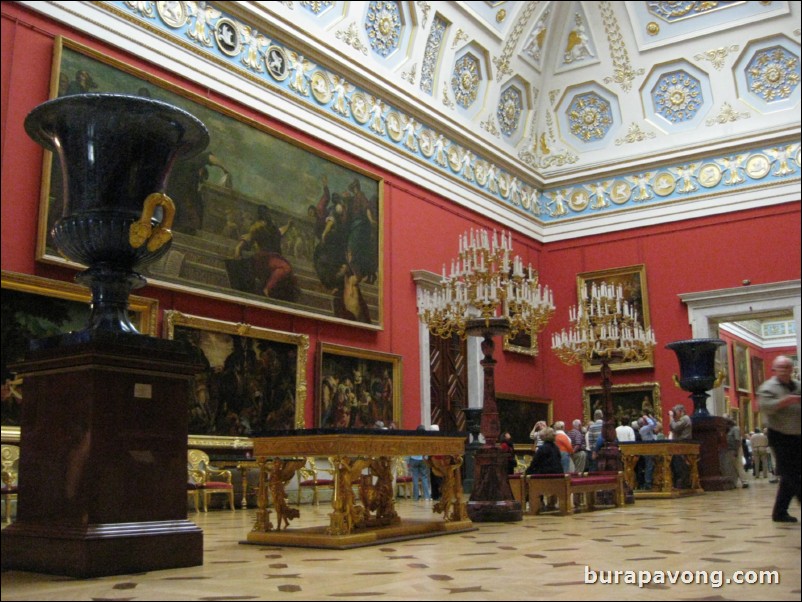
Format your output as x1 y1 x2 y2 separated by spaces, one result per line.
2 4 800 430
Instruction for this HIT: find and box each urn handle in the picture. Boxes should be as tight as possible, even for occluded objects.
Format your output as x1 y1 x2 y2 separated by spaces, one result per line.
672 373 681 389
129 192 176 252
712 370 725 389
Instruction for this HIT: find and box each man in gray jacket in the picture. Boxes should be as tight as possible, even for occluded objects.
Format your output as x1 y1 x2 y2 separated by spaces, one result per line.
757 355 801 523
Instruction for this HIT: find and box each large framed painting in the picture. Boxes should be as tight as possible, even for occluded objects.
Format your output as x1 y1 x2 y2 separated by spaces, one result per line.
503 330 538 356
496 393 553 447
1 270 158 441
582 382 662 427
37 37 383 329
165 311 309 447
750 355 765 394
577 264 653 373
316 343 401 428
734 343 751 393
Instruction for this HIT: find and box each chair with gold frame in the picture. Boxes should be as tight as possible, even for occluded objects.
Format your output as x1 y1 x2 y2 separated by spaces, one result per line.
187 449 236 512
296 457 335 506
2 444 20 524
394 456 413 499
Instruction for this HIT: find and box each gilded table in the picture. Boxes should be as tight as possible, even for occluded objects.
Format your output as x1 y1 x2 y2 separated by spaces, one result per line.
619 441 705 499
244 429 475 549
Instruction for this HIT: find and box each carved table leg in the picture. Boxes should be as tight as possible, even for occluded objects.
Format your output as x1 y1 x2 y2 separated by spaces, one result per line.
251 456 272 533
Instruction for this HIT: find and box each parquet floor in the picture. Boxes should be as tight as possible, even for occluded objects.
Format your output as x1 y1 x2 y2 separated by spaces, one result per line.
2 478 799 601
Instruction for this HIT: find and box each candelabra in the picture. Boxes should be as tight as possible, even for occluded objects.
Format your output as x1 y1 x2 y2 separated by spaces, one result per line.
551 281 656 473
418 228 554 522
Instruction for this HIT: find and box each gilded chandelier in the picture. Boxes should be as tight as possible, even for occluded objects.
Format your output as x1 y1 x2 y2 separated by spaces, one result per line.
551 280 656 366
417 228 555 339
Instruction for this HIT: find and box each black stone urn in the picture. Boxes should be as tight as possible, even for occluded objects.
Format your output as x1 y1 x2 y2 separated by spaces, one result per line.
666 338 726 416
24 93 209 333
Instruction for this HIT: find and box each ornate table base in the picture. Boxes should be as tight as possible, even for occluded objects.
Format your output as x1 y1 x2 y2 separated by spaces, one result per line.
243 431 475 549
620 441 705 499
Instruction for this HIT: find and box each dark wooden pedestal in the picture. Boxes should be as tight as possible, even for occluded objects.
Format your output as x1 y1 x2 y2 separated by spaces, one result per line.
691 415 736 491
1 331 204 578
466 447 523 522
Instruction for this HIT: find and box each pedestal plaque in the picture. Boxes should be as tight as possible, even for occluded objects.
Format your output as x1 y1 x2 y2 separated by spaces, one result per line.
1 332 204 577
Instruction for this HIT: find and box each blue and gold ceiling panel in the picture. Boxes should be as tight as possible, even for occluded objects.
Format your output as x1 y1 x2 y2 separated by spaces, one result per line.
734 36 801 113
641 61 713 132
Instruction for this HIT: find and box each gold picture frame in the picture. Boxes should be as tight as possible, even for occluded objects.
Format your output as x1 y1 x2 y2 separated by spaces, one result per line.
496 393 553 446
1 270 158 441
577 264 653 373
164 311 309 447
582 381 662 427
37 37 384 330
503 330 539 356
734 343 751 394
316 342 401 428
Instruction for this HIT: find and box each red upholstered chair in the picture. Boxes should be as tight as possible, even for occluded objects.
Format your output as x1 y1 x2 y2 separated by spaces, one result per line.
2 445 19 524
296 457 335 506
395 457 413 499
187 449 235 512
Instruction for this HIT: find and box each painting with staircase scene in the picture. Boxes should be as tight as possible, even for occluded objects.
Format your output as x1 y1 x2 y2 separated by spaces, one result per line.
36 38 383 329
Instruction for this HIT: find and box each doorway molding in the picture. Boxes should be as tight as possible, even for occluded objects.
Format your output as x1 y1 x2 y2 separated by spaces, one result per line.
678 280 801 415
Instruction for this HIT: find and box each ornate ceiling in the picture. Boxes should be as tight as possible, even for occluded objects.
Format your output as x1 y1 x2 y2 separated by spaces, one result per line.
23 1 802 240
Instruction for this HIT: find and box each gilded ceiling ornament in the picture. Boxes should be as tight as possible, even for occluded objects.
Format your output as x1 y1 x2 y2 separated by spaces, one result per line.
365 1 402 58
214 18 242 57
156 2 188 28
127 1 155 18
600 2 643 92
671 164 699 194
647 1 740 22
420 15 447 95
496 9 506 23
452 28 470 49
563 12 594 64
522 9 549 65
646 22 660 36
694 46 739 71
329 74 353 116
451 54 481 108
494 1 537 80
697 163 723 188
401 115 420 152
566 92 613 142
746 46 801 102
300 1 334 15
240 27 269 73
767 145 797 177
625 173 655 201
615 123 656 146
745 153 771 179
442 82 455 108
336 21 369 55
287 52 312 96
497 86 523 137
481 115 501 138
705 102 750 126
417 1 431 26
402 63 417 85
652 70 703 123
186 2 220 47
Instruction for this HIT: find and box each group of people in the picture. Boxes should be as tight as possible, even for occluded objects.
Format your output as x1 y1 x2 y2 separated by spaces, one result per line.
500 354 800 524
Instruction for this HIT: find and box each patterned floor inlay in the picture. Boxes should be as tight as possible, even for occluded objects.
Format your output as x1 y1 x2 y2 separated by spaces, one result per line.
2 481 799 601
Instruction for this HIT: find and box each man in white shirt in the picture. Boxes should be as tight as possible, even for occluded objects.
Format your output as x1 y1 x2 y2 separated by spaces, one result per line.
615 418 636 443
